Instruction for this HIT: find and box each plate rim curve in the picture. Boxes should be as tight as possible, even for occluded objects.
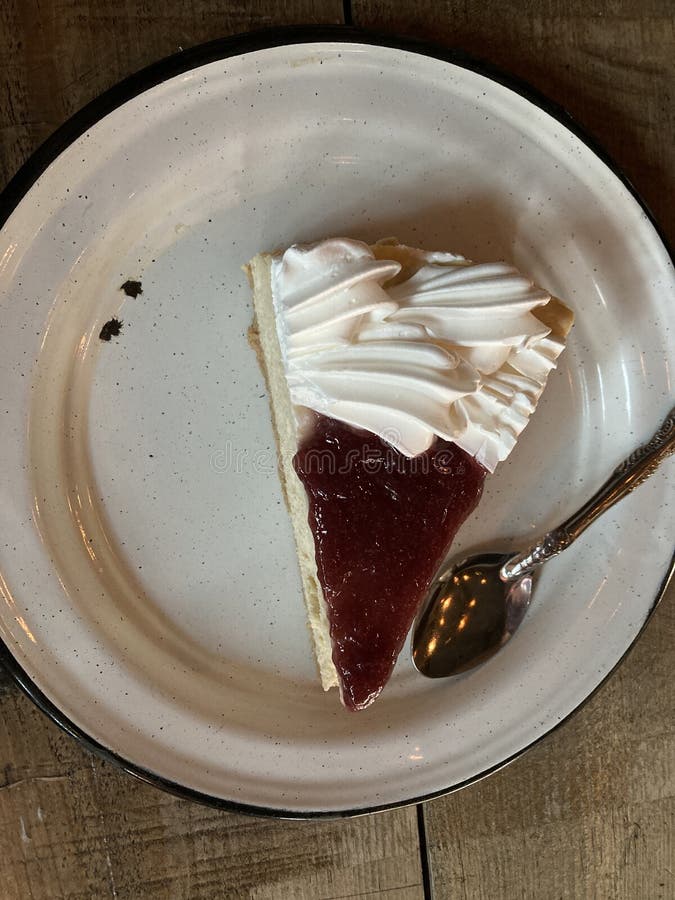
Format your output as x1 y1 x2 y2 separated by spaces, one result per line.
0 23 673 820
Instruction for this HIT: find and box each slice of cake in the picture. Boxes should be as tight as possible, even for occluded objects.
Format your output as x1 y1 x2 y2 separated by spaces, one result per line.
246 238 573 710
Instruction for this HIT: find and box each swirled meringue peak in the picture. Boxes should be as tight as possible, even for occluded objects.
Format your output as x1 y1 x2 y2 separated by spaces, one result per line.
270 238 571 472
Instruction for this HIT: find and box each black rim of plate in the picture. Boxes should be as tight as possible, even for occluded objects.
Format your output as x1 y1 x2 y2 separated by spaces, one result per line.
0 24 673 820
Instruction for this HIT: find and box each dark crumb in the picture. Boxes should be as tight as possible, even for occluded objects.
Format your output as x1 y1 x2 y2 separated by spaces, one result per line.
120 279 143 298
99 317 123 341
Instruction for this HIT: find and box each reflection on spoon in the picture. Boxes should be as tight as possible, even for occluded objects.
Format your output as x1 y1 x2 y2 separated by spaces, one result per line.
413 554 532 678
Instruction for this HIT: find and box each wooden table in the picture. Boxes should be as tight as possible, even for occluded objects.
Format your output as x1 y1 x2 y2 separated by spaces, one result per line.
1 3 673 898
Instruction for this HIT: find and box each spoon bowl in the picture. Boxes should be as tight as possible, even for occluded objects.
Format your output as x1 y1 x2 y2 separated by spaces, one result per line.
413 553 532 677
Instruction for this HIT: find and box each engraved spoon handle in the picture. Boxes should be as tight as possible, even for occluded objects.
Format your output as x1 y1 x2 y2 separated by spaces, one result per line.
502 405 675 581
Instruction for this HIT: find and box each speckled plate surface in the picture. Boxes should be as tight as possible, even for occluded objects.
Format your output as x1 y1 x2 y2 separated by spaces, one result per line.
0 29 673 816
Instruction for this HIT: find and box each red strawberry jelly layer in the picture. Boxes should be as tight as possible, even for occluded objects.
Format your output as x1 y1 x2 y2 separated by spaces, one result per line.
293 415 486 710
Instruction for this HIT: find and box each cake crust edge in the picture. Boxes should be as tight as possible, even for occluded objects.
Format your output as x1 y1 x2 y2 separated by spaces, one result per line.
245 256 339 691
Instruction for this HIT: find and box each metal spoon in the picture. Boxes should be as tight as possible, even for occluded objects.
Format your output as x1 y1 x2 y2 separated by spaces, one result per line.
412 405 675 678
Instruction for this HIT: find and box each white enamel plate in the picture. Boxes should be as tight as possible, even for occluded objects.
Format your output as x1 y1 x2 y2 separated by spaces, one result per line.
0 30 673 816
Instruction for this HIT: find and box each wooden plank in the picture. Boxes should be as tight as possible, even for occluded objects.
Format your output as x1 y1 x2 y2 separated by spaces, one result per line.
352 0 675 242
349 2 674 896
0 685 424 899
0 3 424 899
0 0 344 189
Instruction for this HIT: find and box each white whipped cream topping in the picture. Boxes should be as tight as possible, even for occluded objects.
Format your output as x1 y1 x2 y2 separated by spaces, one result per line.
270 238 567 472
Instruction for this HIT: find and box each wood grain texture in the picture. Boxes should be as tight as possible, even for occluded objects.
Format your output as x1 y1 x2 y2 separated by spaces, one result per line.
0 5 424 900
0 687 424 899
0 0 343 189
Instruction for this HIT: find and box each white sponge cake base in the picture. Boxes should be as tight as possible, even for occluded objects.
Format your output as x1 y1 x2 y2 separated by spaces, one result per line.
246 254 338 691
